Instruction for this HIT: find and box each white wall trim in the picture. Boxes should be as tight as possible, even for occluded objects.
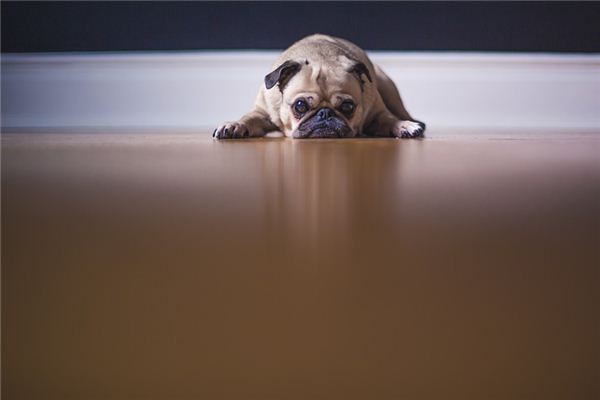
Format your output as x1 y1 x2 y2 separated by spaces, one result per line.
2 51 599 131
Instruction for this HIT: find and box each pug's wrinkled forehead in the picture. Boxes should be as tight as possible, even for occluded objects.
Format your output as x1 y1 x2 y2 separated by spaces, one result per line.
264 55 372 99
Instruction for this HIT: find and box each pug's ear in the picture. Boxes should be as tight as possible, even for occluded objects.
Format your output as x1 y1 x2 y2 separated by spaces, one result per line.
264 60 302 90
348 61 372 90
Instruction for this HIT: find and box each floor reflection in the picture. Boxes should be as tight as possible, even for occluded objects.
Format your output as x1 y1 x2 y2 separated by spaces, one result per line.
256 139 404 256
2 133 599 399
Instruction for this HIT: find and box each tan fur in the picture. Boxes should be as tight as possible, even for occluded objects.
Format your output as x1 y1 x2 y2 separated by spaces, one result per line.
214 34 424 139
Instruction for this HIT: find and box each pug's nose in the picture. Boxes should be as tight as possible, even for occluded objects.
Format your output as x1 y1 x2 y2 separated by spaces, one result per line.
316 108 334 121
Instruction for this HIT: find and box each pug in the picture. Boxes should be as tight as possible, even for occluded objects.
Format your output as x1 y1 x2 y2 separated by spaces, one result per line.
214 34 425 139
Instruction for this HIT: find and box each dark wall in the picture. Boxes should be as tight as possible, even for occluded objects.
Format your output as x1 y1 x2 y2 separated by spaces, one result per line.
2 1 599 53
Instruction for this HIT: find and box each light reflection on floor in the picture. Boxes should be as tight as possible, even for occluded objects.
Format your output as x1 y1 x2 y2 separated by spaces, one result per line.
3 132 599 399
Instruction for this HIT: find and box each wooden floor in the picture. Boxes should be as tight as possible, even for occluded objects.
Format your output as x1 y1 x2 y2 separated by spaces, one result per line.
2 131 599 399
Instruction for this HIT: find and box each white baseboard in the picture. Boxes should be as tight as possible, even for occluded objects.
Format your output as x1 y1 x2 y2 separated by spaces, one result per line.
2 51 599 131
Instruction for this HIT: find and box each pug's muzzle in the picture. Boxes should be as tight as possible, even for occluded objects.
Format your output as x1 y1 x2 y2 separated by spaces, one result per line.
293 108 354 139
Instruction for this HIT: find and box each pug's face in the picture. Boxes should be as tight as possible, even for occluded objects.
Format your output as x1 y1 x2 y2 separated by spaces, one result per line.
265 58 373 138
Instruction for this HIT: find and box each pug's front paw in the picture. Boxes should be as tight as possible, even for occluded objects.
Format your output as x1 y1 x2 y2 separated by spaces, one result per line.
392 120 426 138
213 122 251 139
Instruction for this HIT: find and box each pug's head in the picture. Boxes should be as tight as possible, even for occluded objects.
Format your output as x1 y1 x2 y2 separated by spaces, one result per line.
264 57 372 138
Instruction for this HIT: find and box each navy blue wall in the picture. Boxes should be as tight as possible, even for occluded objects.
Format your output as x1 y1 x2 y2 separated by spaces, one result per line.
2 1 599 53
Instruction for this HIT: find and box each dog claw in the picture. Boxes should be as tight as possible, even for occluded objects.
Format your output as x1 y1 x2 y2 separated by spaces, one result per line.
392 120 426 138
213 123 252 140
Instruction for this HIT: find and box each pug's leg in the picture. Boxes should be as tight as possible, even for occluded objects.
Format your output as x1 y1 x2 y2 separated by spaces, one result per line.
374 64 413 121
371 64 426 138
213 109 278 139
364 110 426 138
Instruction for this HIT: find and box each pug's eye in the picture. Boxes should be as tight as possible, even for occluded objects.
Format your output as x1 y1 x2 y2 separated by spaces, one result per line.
339 100 355 116
293 99 309 115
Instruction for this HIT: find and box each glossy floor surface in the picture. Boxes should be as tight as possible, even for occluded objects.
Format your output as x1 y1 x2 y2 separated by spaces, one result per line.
2 132 599 399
